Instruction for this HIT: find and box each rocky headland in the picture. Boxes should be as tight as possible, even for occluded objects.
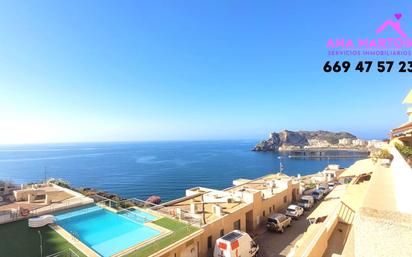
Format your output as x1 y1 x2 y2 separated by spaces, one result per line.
253 130 357 152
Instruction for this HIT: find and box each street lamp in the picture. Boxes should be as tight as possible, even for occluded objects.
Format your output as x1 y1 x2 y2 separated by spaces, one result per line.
38 230 43 257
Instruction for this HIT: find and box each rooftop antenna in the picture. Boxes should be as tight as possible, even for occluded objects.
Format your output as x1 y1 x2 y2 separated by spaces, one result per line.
43 166 47 183
278 156 285 173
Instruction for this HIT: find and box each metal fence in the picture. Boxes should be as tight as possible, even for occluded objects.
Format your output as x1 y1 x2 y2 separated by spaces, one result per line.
126 198 203 227
88 195 202 227
0 195 94 224
91 195 153 224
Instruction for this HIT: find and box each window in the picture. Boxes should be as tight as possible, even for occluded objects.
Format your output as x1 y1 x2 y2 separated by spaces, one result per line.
233 220 241 230
269 207 272 213
273 205 276 212
283 196 287 203
263 211 266 217
220 229 224 237
207 236 212 249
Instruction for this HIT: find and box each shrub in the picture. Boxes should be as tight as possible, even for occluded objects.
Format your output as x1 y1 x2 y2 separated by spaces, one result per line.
47 178 71 188
395 143 412 158
306 182 316 190
371 149 394 163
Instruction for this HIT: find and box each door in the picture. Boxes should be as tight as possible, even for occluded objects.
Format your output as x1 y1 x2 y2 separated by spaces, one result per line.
246 210 254 233
292 189 297 202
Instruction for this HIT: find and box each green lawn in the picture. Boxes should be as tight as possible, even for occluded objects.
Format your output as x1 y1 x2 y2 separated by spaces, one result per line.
0 220 86 257
124 217 199 257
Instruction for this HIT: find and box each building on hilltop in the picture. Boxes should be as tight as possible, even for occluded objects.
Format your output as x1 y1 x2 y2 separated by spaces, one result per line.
339 138 354 146
352 139 367 147
307 139 330 148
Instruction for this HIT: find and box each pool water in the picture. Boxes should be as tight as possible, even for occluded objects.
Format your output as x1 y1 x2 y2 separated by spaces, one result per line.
55 205 161 257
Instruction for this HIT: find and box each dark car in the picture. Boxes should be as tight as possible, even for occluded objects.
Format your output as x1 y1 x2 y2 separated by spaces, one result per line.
266 213 292 233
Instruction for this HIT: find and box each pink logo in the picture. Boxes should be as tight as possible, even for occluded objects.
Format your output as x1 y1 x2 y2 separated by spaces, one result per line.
326 12 412 52
376 13 407 38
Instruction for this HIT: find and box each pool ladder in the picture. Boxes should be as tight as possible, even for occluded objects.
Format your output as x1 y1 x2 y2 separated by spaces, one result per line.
70 231 80 241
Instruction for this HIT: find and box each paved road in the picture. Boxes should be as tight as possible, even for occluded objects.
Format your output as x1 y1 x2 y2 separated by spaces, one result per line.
255 206 318 257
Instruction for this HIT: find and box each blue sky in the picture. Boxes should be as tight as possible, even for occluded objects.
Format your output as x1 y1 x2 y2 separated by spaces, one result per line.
0 0 411 143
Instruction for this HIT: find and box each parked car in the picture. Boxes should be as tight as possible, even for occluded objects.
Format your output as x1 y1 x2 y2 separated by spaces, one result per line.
213 230 259 257
312 189 324 201
297 195 314 210
285 204 304 219
328 182 336 190
266 213 292 233
318 185 330 195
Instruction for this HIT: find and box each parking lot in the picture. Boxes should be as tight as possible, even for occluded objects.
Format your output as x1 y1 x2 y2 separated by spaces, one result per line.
255 203 319 257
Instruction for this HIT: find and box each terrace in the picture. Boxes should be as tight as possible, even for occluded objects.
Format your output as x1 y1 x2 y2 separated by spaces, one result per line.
161 191 249 225
0 182 94 224
161 173 300 228
225 173 297 199
0 186 201 257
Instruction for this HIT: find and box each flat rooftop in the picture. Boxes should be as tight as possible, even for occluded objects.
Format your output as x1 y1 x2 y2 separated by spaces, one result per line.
163 173 295 225
226 173 295 192
162 193 249 225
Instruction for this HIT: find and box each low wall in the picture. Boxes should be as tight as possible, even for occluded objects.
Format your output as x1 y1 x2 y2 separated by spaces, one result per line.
306 213 339 257
354 147 412 257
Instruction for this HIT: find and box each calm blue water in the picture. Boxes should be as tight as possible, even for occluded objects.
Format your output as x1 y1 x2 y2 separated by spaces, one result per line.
0 141 360 201
55 205 160 257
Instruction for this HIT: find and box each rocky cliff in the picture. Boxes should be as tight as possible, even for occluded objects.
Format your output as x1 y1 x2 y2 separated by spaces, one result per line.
252 130 357 151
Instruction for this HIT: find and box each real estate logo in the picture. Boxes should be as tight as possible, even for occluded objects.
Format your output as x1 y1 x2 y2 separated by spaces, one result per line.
327 13 412 56
376 13 406 38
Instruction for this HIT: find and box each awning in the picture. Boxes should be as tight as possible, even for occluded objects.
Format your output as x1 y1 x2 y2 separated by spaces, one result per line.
307 199 340 220
339 159 376 178
391 120 412 135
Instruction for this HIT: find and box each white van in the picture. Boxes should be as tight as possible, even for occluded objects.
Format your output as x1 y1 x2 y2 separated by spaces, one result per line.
213 230 259 257
297 195 314 210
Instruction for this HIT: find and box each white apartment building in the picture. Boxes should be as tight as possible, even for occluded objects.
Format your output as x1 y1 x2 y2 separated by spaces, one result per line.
339 138 353 145
352 139 367 147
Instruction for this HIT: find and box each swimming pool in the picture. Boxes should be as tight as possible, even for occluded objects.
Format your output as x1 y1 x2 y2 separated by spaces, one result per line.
124 207 157 222
55 205 161 257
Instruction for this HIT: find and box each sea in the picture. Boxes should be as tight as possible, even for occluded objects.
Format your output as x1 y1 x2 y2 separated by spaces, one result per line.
0 140 362 202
